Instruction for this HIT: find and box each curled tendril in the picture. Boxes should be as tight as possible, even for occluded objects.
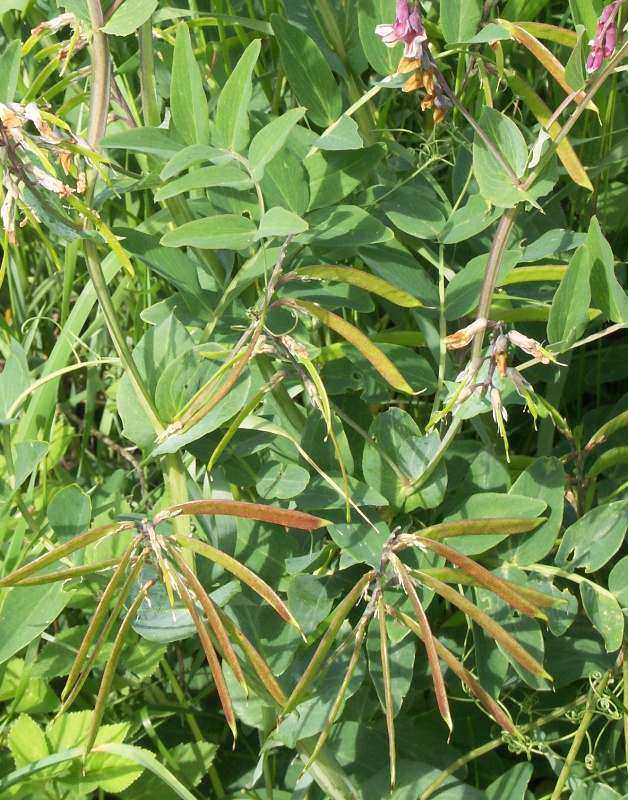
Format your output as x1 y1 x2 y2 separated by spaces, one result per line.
584 753 596 771
520 693 540 713
596 695 621 719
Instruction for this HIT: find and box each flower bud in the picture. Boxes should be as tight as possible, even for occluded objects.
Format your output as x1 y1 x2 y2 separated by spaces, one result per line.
490 386 507 424
506 367 534 396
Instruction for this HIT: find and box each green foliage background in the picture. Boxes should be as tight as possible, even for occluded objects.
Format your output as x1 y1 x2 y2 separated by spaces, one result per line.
0 0 626 798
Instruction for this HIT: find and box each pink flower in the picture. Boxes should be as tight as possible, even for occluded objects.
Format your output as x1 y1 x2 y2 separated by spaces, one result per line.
375 1 427 59
586 1 623 73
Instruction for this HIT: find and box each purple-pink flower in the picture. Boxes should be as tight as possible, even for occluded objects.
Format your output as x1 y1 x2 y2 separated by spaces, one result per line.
586 1 623 73
375 0 427 59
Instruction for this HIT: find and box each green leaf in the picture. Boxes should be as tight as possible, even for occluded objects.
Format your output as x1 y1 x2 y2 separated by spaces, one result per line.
260 147 310 215
0 40 21 104
0 338 30 423
91 743 199 800
8 714 49 768
580 582 624 652
100 128 183 159
556 501 628 572
161 214 257 250
313 114 363 151
609 556 628 606
0 583 72 664
445 250 521 320
131 568 197 643
547 244 591 347
215 39 261 152
357 0 400 74
256 462 310 500
271 14 342 128
461 22 513 43
255 207 308 239
171 23 210 147
441 193 501 244
103 0 158 35
154 166 253 201
119 741 217 800
492 457 565 566
287 574 335 636
381 186 447 241
472 107 528 208
115 227 217 315
587 216 628 323
480 763 533 800
248 108 306 181
441 0 483 45
303 205 392 248
305 144 385 210
362 409 424 509
359 240 438 307
564 24 587 90
445 494 547 556
160 145 224 180
48 485 92 542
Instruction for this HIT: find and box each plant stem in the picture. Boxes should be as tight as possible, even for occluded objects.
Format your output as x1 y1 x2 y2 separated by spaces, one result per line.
84 0 164 433
138 18 161 127
549 670 613 800
471 206 519 359
420 692 589 800
428 55 521 187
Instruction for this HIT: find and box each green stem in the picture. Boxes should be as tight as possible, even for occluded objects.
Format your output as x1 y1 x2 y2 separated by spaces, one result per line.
420 692 589 800
160 658 225 798
139 18 161 127
413 207 519 492
549 670 613 800
84 0 164 433
86 2 190 541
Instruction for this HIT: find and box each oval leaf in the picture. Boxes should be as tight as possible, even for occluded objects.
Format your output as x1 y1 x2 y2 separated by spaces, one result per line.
161 215 257 250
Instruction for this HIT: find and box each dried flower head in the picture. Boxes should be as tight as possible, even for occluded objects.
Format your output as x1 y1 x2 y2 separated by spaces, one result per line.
444 318 487 350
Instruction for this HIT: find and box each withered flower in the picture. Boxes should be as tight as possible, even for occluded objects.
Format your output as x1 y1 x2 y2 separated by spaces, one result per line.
443 318 487 350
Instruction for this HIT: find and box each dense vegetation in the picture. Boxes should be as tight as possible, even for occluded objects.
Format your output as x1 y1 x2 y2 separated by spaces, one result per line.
0 0 626 798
